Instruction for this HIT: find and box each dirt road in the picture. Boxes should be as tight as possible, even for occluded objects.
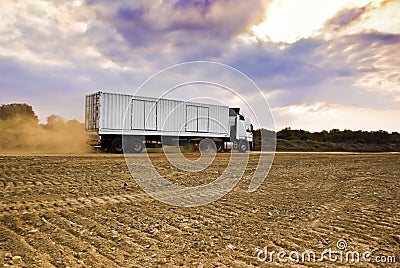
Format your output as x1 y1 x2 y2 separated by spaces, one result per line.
0 153 399 267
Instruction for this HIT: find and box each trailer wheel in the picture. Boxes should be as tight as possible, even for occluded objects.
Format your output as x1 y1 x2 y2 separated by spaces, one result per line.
199 138 216 153
110 138 123 154
238 140 248 153
130 139 144 153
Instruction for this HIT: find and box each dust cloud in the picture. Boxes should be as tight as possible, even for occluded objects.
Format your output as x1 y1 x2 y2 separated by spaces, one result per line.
0 114 91 153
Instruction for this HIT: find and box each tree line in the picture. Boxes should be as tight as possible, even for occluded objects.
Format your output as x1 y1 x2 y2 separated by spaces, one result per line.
253 127 400 152
274 127 399 145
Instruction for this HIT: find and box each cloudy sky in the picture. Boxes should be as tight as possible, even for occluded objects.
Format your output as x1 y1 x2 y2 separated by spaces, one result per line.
0 0 399 131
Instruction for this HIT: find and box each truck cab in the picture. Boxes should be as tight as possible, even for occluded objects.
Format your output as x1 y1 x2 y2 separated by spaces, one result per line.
229 108 254 152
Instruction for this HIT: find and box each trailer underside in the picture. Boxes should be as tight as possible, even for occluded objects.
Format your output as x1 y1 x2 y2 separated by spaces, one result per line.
87 134 252 154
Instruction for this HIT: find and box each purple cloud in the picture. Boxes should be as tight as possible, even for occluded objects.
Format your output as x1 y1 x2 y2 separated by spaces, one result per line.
326 6 367 30
87 0 268 49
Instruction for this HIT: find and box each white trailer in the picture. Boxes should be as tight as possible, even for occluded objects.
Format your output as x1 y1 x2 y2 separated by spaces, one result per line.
85 92 253 153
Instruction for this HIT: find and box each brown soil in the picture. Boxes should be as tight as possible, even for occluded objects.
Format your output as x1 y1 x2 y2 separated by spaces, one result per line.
0 153 399 267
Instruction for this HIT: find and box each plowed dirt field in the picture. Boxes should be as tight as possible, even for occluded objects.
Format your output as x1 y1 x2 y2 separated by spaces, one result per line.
0 153 399 267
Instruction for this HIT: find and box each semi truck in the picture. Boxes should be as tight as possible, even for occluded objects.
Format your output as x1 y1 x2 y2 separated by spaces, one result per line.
85 92 254 153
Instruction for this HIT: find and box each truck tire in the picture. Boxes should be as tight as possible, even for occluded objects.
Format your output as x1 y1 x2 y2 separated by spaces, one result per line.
238 140 248 153
199 138 216 153
215 141 223 153
110 138 123 154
